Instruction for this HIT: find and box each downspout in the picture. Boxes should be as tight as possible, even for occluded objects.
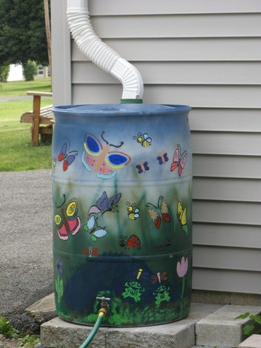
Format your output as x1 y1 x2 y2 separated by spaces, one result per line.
67 0 144 103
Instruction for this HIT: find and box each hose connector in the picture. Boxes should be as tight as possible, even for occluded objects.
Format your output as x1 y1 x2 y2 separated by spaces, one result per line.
98 307 107 318
79 296 111 348
96 296 110 315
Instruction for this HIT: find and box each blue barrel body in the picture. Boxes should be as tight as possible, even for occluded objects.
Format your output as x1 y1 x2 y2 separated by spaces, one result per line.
52 104 192 326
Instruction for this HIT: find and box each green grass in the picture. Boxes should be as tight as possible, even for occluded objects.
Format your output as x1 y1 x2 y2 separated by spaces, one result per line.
0 78 52 171
0 316 19 337
0 315 41 347
0 78 52 97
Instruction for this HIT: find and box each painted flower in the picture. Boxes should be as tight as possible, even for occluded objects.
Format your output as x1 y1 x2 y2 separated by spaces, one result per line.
176 256 188 278
176 256 189 299
55 257 63 277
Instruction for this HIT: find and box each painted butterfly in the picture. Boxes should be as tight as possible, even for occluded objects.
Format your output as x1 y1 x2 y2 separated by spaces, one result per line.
151 271 167 284
58 143 78 171
136 161 149 174
85 215 107 242
170 144 187 176
82 132 131 178
88 191 122 215
177 201 188 234
54 198 81 241
83 246 99 257
157 151 169 165
146 196 171 229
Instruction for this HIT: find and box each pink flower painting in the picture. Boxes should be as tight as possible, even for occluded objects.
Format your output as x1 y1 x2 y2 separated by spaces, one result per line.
176 256 188 278
176 256 188 299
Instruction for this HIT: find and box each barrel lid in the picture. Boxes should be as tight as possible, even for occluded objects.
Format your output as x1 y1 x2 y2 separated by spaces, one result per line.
52 104 191 116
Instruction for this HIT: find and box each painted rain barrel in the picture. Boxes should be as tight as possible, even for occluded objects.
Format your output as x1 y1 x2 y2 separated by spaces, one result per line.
52 103 192 327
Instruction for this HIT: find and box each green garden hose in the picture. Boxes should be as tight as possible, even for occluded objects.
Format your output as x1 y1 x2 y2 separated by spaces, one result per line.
79 309 105 348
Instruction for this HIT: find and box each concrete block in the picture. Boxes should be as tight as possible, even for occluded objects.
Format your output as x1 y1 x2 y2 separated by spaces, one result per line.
41 303 220 348
191 346 232 348
41 317 106 348
106 322 195 348
196 305 261 348
238 334 261 348
41 317 194 348
26 293 56 324
26 293 55 314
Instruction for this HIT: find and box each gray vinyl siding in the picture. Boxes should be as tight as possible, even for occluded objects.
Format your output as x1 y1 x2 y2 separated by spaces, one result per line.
51 0 261 294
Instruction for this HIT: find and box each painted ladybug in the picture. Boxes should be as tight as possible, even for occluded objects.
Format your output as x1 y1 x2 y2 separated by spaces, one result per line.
119 234 141 249
126 235 141 249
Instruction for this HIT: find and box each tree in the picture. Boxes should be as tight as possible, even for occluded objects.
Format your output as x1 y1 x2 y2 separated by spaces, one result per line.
0 65 10 82
0 0 49 66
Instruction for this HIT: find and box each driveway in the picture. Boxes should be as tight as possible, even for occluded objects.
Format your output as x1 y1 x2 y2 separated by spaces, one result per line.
0 95 32 102
0 170 53 331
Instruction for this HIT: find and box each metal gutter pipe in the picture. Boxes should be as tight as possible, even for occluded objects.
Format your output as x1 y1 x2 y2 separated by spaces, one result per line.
67 0 144 103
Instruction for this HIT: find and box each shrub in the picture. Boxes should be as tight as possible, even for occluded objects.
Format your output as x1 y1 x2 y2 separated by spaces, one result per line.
235 312 261 338
0 65 10 82
23 61 37 81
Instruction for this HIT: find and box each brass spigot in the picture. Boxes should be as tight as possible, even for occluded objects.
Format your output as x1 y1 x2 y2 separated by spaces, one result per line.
96 296 110 317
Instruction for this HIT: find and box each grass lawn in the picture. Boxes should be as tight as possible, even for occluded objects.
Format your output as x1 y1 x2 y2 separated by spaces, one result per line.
0 78 52 97
0 78 53 171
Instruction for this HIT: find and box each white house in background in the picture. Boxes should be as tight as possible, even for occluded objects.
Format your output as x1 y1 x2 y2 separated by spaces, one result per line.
7 64 24 81
51 0 261 304
37 66 50 78
7 64 49 81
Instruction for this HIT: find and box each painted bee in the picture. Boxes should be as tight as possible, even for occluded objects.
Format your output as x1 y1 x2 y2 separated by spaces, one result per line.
133 132 152 147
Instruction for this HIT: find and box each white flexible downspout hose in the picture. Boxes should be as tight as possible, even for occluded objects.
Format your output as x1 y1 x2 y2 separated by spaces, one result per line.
67 0 144 102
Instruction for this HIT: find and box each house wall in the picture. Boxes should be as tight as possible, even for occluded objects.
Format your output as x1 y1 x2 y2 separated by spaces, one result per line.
51 0 261 296
7 64 24 82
